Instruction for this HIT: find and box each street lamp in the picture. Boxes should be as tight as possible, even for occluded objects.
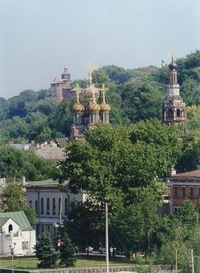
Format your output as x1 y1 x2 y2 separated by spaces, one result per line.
9 242 16 273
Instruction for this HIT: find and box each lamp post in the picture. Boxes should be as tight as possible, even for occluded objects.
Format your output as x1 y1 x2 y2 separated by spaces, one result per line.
105 202 109 273
9 242 16 273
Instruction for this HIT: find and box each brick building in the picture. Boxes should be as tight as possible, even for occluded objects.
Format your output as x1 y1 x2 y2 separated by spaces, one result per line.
51 67 74 102
170 170 200 213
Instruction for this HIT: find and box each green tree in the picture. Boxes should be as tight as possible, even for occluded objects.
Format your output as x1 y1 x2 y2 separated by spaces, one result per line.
56 121 181 255
0 146 55 180
0 180 36 226
48 100 73 137
121 81 164 122
65 200 104 248
35 233 59 268
58 224 76 267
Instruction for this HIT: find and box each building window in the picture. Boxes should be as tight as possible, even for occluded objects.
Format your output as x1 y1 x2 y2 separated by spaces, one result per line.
22 241 28 250
41 198 44 214
190 187 194 198
29 200 32 207
8 224 13 233
53 198 56 215
174 186 178 197
35 201 38 213
64 198 68 215
168 109 173 117
198 188 200 197
59 197 61 215
46 198 50 215
177 109 181 117
182 187 186 198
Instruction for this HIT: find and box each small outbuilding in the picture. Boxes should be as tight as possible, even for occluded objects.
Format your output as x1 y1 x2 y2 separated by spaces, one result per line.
0 211 36 256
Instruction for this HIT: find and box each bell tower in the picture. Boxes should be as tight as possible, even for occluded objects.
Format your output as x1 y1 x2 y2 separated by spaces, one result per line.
162 56 186 125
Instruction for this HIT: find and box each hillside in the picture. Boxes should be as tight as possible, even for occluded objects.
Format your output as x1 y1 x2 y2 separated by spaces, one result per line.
0 50 199 144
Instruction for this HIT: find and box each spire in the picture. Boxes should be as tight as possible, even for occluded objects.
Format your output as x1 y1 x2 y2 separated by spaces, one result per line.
100 84 108 104
161 53 186 125
167 54 179 97
73 84 82 103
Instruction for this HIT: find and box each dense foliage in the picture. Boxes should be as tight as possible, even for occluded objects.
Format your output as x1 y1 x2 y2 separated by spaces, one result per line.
56 122 180 251
0 146 56 180
55 122 199 272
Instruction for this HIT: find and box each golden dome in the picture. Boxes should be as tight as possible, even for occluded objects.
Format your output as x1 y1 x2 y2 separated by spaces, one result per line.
71 102 85 112
88 101 101 112
100 102 111 112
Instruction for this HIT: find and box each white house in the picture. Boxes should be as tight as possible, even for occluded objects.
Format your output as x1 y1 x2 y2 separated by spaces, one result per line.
0 211 36 256
25 179 86 239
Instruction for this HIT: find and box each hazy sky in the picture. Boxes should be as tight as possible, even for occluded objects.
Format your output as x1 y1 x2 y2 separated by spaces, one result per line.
0 0 200 99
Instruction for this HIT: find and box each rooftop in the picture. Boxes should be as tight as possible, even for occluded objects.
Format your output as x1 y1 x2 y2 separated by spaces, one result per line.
0 211 32 230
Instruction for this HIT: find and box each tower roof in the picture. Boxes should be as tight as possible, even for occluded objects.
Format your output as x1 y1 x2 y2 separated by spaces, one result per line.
168 58 177 70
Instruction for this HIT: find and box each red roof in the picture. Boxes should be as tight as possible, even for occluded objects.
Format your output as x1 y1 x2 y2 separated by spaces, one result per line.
172 170 200 178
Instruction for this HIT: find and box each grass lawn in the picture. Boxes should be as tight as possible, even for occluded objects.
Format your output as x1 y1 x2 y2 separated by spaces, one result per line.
0 254 134 270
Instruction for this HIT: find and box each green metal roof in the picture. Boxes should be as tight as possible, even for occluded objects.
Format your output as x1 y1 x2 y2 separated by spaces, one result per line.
0 211 32 230
25 179 57 187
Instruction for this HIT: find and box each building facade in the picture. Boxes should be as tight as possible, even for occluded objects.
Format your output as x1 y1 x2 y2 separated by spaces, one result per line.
170 170 200 213
51 67 74 102
162 57 186 125
25 179 86 239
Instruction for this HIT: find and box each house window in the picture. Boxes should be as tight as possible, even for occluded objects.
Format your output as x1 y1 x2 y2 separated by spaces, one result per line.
22 241 28 250
41 198 44 214
190 187 194 198
29 200 32 207
53 198 56 215
46 198 50 215
182 187 186 198
64 198 68 215
174 186 178 197
8 224 13 233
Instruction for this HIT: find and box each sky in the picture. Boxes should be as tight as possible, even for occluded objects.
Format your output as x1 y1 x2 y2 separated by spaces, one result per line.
0 0 200 99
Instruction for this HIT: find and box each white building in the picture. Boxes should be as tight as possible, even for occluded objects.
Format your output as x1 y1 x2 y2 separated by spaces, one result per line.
25 179 86 239
0 211 36 256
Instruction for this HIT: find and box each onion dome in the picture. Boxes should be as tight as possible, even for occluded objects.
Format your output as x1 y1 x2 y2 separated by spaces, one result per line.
168 60 177 70
88 101 100 112
71 102 85 112
100 102 111 112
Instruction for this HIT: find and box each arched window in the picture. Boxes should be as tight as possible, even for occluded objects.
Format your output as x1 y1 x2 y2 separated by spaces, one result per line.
53 198 56 215
46 198 50 215
190 187 194 198
182 187 186 198
41 198 44 214
59 197 61 215
177 109 181 117
168 109 173 117
8 224 13 233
